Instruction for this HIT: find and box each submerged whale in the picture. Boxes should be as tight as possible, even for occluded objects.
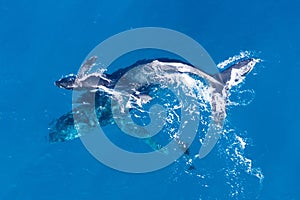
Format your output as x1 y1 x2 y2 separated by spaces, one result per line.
50 56 259 158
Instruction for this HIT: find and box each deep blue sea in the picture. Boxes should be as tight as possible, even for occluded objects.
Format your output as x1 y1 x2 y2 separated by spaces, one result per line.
0 0 299 199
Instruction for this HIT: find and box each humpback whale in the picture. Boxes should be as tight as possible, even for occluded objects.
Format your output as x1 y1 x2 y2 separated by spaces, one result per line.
50 56 259 158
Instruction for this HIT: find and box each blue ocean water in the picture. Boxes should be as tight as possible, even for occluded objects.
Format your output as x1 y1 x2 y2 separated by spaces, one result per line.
0 0 299 199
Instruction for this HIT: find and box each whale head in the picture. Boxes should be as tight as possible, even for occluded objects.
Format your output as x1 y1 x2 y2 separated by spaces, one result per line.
217 58 260 87
55 74 77 90
232 58 258 77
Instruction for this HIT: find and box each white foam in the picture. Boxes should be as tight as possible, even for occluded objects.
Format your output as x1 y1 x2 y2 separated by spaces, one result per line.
217 51 253 69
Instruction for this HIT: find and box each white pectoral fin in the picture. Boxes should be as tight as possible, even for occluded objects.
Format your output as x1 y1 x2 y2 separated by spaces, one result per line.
143 137 168 154
78 56 98 78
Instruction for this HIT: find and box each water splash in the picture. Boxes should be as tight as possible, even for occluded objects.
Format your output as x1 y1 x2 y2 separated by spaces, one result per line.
168 52 264 199
217 51 261 69
221 128 264 198
228 88 256 106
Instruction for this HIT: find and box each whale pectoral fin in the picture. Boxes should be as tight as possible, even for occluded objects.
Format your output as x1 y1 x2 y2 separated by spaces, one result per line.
78 56 98 78
143 137 168 154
